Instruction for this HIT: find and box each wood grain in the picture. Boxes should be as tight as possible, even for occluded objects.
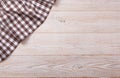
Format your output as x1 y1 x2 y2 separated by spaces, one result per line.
13 33 120 55
37 11 120 33
0 0 120 77
0 56 120 77
53 0 120 11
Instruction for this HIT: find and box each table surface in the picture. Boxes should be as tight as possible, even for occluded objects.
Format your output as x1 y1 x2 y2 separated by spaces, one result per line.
0 0 120 77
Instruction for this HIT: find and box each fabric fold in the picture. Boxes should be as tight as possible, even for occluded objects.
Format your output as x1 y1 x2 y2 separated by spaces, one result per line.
0 26 21 62
0 0 56 62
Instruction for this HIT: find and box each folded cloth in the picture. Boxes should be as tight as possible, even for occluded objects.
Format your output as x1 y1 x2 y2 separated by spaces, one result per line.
0 0 56 62
0 25 21 61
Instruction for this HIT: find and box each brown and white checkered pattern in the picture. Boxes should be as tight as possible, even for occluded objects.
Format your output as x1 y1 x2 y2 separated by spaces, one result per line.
0 0 56 62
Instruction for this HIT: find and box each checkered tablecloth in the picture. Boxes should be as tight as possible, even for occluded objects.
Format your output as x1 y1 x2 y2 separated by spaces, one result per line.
0 0 56 62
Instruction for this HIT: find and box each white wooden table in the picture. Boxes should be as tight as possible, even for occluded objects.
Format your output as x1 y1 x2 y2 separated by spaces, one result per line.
0 0 120 77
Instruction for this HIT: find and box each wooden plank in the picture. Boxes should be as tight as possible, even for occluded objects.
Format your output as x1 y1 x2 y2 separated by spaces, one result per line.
37 11 120 33
12 33 120 55
0 56 120 77
53 0 120 11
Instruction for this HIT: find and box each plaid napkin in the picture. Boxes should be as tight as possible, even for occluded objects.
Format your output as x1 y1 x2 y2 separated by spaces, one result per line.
0 0 56 62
